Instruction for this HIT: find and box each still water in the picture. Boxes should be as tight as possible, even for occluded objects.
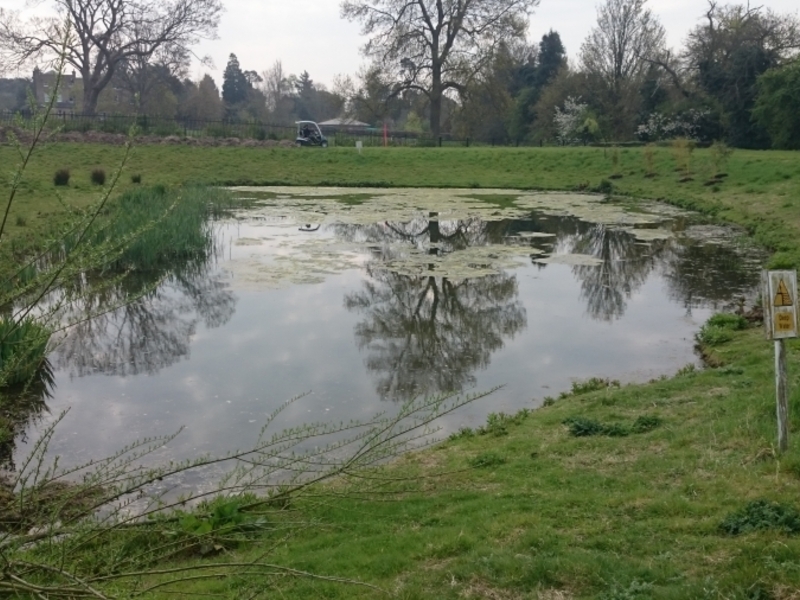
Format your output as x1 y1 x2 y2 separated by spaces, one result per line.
14 188 765 472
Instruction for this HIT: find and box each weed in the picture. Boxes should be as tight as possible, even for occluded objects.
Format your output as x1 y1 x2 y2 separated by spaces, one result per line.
564 414 661 437
631 415 663 433
696 325 734 346
676 363 697 377
707 313 748 331
131 173 142 184
476 409 531 436
599 579 654 600
719 500 800 535
53 168 70 186
0 317 52 388
90 168 106 185
568 377 621 397
697 313 748 348
542 396 556 407
468 451 506 468
14 216 25 227
449 427 475 441
563 417 605 437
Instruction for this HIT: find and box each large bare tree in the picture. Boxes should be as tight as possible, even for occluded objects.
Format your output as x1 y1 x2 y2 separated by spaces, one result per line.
580 0 666 138
0 0 222 114
341 0 540 138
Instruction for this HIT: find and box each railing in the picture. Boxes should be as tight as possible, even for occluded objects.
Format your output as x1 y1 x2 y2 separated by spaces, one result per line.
0 110 477 147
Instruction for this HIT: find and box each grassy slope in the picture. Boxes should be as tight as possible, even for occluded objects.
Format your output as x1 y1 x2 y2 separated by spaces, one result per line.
3 143 800 598
2 144 800 265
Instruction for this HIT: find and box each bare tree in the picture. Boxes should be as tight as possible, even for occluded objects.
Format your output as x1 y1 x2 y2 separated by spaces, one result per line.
580 0 666 138
0 0 223 114
341 0 540 138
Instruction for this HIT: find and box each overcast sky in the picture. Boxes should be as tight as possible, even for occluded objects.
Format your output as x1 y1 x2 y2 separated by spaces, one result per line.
4 0 799 87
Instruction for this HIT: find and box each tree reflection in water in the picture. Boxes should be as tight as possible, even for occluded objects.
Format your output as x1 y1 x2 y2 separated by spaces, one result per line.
661 236 763 313
340 214 527 402
54 262 236 377
570 225 667 322
0 359 54 469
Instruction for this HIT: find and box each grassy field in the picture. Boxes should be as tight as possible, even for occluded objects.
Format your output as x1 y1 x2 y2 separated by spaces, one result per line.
2 143 800 266
3 143 800 598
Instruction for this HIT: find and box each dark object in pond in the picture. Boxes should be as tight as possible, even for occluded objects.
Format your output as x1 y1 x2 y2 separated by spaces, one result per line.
299 224 320 232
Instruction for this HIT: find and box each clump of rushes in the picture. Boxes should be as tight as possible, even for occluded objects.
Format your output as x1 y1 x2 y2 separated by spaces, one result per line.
131 173 142 184
53 168 70 186
0 317 51 388
90 168 106 185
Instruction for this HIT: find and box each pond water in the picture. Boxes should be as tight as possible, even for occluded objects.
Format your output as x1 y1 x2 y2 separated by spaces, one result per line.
12 188 765 475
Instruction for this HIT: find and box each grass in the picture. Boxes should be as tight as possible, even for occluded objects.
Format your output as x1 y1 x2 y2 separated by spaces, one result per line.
3 143 800 597
2 144 800 267
132 326 800 599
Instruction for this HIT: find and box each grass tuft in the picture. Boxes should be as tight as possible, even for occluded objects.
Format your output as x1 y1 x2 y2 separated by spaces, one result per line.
53 168 70 186
90 168 106 185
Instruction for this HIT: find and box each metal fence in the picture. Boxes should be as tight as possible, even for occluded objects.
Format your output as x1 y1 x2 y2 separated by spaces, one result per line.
0 109 475 147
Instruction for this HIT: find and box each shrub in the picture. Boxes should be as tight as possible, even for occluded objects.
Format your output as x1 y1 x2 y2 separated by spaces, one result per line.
131 174 142 184
696 313 747 347
707 313 747 331
720 500 800 535
476 409 531 436
631 415 663 433
696 325 733 347
90 168 106 185
53 168 70 186
563 417 605 437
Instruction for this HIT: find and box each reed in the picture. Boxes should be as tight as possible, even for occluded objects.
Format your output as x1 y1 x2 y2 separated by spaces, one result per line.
0 317 51 388
91 185 224 271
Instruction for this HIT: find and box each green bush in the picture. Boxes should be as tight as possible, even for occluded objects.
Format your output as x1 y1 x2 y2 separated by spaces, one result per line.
707 313 747 331
563 417 605 437
53 168 70 186
720 500 800 535
90 168 106 186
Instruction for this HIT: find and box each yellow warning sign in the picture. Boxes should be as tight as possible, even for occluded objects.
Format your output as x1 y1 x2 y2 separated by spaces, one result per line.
774 279 794 307
776 312 796 333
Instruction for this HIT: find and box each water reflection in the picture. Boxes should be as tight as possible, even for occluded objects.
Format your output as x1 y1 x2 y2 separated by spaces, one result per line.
0 359 54 468
341 214 527 401
54 262 236 378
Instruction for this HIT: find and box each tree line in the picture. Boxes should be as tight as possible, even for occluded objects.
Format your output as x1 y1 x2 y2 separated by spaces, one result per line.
1 0 799 148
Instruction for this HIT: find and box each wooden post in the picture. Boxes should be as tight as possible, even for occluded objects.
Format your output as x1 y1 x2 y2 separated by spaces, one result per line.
776 339 789 453
763 270 798 453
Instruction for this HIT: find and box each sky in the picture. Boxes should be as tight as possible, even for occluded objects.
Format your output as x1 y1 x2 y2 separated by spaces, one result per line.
3 0 799 87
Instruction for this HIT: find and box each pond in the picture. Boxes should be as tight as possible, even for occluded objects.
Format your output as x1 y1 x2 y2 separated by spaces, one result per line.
12 188 765 478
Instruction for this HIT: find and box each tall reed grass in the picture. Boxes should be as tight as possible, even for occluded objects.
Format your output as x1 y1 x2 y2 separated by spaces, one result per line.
88 185 225 272
0 317 52 388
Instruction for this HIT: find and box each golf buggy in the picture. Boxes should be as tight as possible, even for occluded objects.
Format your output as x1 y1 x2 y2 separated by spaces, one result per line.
295 121 328 147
